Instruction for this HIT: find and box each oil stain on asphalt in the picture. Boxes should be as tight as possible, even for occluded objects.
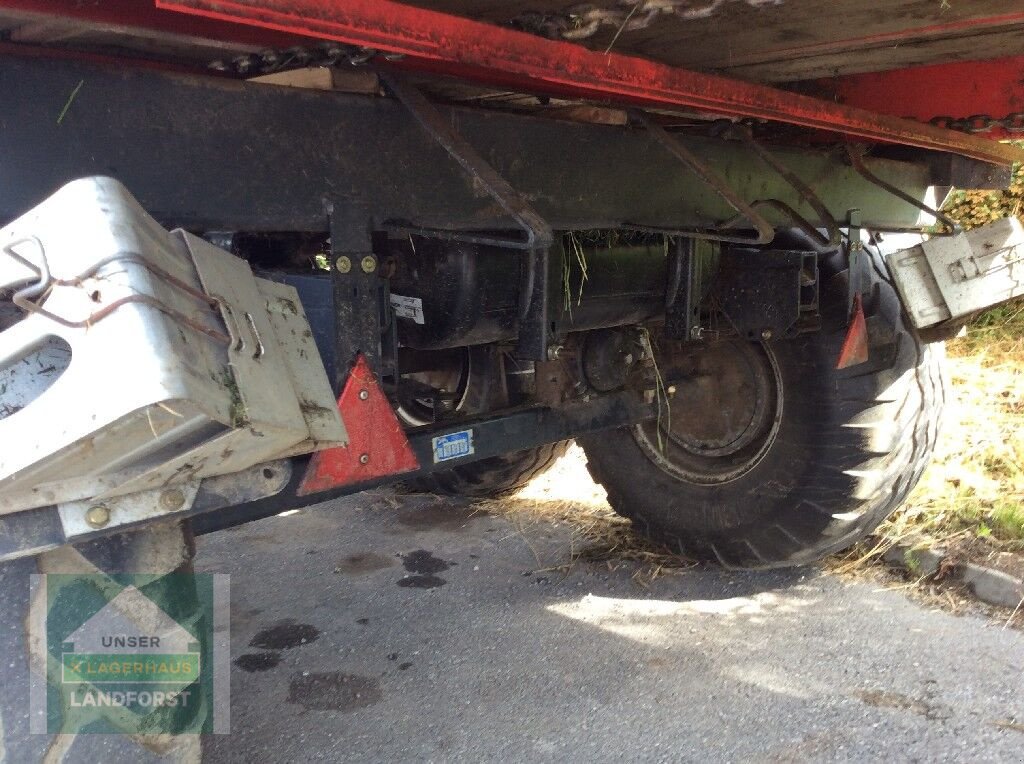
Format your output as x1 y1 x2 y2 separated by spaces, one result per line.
288 672 382 712
396 502 487 532
397 549 452 589
234 652 283 672
236 620 322 672
249 621 321 650
333 551 395 575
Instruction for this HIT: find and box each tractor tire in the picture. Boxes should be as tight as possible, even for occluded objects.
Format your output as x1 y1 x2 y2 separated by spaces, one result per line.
579 245 946 568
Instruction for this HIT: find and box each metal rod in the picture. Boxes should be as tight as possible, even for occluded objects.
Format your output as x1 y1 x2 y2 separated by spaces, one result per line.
723 125 841 248
846 145 960 233
379 71 553 359
632 111 775 245
379 72 553 250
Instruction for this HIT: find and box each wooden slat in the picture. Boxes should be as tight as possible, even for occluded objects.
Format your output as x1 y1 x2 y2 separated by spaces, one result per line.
406 0 1024 81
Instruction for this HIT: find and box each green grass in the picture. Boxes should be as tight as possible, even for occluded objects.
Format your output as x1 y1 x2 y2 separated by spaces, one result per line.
879 291 1024 547
875 166 1024 548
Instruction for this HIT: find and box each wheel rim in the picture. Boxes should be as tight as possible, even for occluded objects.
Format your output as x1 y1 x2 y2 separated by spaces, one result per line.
395 348 472 426
634 340 783 485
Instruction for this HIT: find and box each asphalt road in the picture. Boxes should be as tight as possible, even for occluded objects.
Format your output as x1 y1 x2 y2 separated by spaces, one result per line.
197 489 1024 763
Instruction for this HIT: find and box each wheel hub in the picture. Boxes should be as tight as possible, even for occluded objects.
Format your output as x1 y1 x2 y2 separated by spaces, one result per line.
636 340 783 484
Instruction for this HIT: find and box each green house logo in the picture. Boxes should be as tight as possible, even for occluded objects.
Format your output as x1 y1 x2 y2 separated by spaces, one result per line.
32 572 229 735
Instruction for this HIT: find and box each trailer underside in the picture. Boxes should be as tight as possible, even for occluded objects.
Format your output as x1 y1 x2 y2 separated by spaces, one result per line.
2 0 1024 549
5 2 1024 749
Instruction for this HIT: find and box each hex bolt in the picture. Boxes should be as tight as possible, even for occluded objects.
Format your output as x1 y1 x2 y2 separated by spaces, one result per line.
667 385 677 397
335 255 352 274
85 505 111 529
360 255 377 274
760 328 773 341
160 488 186 512
546 344 564 361
358 389 369 401
359 453 370 464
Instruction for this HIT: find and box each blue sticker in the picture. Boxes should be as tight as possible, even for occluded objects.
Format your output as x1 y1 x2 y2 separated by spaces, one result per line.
432 430 474 463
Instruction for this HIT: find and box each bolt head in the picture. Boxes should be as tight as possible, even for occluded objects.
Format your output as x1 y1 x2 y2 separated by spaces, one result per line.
335 256 352 274
667 385 677 397
760 328 773 340
160 488 186 512
360 255 377 274
359 453 370 465
85 505 111 529
358 389 369 401
546 345 564 361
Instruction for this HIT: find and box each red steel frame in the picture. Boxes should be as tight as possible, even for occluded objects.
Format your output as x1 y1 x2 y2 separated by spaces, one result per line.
0 0 1019 164
144 0 1023 166
813 55 1024 140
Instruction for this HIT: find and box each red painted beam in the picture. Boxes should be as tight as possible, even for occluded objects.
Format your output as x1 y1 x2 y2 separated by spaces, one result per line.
153 0 1023 165
809 55 1024 140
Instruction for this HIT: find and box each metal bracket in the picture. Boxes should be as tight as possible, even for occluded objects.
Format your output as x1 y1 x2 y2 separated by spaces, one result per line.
719 124 841 249
665 237 703 340
846 208 868 318
329 204 389 388
379 72 555 360
630 110 775 245
886 216 1024 330
847 145 960 234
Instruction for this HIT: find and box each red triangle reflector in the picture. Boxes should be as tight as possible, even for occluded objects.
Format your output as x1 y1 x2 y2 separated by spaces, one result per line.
298 355 419 495
836 293 869 369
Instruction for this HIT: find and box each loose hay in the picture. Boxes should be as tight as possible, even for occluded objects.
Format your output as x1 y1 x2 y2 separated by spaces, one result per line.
472 443 696 584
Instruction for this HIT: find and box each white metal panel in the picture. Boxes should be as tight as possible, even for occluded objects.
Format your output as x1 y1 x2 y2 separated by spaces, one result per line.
0 177 344 514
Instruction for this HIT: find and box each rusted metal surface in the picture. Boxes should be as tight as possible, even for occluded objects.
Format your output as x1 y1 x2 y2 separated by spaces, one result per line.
808 55 1024 140
155 0 1024 165
632 110 774 245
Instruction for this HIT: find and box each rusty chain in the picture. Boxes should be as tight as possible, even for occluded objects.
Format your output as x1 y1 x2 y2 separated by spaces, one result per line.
929 113 1024 134
210 39 1024 145
210 43 402 76
511 0 782 40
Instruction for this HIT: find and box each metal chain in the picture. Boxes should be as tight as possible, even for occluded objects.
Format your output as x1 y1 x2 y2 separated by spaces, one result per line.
212 42 1024 142
209 43 402 77
930 113 1024 134
510 0 782 40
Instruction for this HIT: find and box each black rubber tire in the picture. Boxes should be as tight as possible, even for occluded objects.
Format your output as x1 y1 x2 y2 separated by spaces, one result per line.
399 345 572 497
408 439 572 498
579 246 946 568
